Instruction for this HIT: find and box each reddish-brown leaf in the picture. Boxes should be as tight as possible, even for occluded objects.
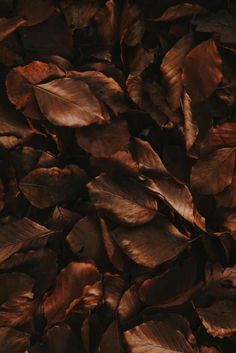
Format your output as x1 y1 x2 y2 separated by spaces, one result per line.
42 262 100 326
112 216 188 268
150 3 206 22
190 148 235 195
19 165 86 208
0 17 26 42
87 173 157 225
15 0 55 26
76 120 130 158
183 40 223 102
0 327 30 353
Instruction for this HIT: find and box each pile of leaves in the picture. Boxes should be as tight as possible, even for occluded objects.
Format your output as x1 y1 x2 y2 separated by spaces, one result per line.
0 0 236 352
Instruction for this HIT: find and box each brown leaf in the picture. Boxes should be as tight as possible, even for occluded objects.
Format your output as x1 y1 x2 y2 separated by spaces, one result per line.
66 216 108 265
45 323 78 353
118 285 141 321
0 327 30 353
183 91 199 152
15 0 55 26
139 257 199 306
0 249 57 295
205 263 236 298
0 178 4 212
112 216 188 268
6 60 65 119
0 296 35 328
161 33 193 110
191 10 236 44
132 138 169 176
0 272 34 304
0 218 56 264
190 148 235 195
0 17 26 42
87 173 157 225
99 320 125 353
19 165 86 208
76 120 130 158
34 78 107 127
183 40 223 102
147 177 205 228
42 262 100 326
124 320 195 353
196 300 236 338
68 70 127 115
150 3 206 22
215 177 236 208
95 0 118 45
60 0 100 30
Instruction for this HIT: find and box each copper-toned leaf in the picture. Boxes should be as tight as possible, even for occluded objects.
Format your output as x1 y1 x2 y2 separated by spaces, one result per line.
6 60 65 119
45 323 78 353
0 272 34 303
0 249 57 295
42 262 100 325
0 218 56 264
150 3 205 22
205 263 236 298
118 285 141 321
133 138 169 176
95 0 118 45
183 40 223 102
147 177 205 228
87 173 157 225
0 17 26 42
0 296 35 328
76 120 130 158
68 70 127 115
190 148 235 195
100 217 128 272
196 300 236 338
183 91 199 152
124 320 195 353
99 320 125 353
112 216 188 268
215 177 236 208
139 257 200 306
34 78 107 127
161 33 193 110
19 165 86 208
66 216 108 265
0 327 30 353
60 0 100 30
15 0 55 26
191 10 236 44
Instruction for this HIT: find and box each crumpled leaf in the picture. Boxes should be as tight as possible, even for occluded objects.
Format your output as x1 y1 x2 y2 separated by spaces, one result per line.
87 173 157 225
205 263 236 298
183 40 223 102
42 262 100 326
196 300 236 338
19 165 86 208
112 216 189 268
0 272 34 304
34 78 107 127
124 320 195 353
190 148 235 195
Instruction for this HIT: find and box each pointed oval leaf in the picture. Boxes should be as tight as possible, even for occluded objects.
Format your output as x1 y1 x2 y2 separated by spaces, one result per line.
34 78 107 127
87 173 157 225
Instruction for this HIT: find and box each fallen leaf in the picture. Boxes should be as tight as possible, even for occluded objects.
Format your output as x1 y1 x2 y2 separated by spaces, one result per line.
150 3 206 22
19 165 86 208
42 262 100 326
0 17 26 42
190 148 235 195
15 0 55 26
87 173 157 225
183 40 223 102
34 78 107 127
196 300 236 338
112 216 188 268
0 327 30 353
